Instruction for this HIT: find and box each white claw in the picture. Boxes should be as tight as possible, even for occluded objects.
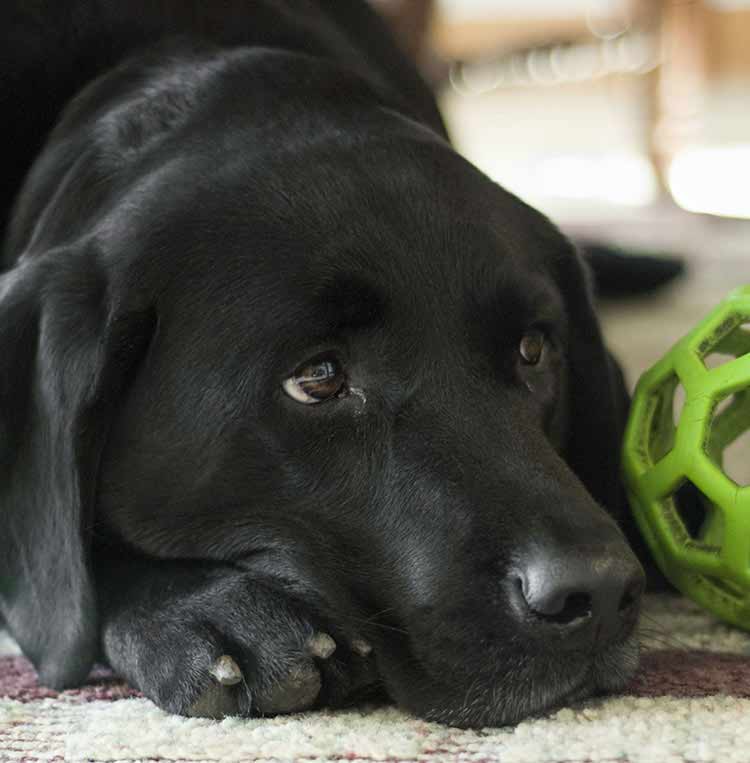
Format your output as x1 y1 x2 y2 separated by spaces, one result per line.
210 655 243 686
307 632 337 659
351 638 373 657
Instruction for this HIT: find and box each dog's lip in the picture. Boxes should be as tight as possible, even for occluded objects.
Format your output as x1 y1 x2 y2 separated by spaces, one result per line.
505 636 641 724
411 631 641 728
553 633 641 706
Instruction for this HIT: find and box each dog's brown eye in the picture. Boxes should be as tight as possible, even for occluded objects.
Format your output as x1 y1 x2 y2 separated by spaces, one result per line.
519 330 545 365
282 356 347 404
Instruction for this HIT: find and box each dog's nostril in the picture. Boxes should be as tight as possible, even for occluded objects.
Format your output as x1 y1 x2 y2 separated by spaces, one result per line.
510 544 645 650
532 591 592 625
514 574 593 624
618 577 644 614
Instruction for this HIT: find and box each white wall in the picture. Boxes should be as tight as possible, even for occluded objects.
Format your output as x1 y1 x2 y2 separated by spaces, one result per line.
437 0 601 20
438 0 750 21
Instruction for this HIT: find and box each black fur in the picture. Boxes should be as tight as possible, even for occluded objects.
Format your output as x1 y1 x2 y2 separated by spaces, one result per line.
1 0 650 727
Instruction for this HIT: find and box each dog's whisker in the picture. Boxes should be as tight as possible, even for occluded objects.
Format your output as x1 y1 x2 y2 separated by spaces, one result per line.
333 613 409 637
637 626 690 651
637 612 694 650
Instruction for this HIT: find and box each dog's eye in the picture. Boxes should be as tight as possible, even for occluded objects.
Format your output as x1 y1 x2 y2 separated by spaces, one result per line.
282 356 347 404
519 330 545 365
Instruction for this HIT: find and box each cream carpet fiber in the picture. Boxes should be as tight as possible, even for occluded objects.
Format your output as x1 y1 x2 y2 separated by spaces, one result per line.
2 594 750 762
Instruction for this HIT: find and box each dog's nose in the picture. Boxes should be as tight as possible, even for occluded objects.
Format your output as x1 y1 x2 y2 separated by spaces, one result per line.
509 543 645 650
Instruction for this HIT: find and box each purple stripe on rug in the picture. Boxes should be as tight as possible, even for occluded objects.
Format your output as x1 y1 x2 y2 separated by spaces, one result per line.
625 649 750 698
0 656 141 702
2 650 749 706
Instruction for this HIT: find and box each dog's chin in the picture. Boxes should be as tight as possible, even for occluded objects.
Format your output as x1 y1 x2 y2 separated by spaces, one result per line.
388 635 641 729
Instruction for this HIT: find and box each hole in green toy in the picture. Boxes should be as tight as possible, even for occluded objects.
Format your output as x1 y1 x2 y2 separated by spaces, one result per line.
714 394 734 418
672 480 722 551
675 482 709 541
704 351 736 369
666 481 722 552
672 382 686 429
644 374 681 464
723 428 750 486
707 389 750 487
700 319 750 370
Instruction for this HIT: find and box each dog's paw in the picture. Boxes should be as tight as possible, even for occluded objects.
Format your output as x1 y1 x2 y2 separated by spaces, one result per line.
103 573 378 719
185 631 336 718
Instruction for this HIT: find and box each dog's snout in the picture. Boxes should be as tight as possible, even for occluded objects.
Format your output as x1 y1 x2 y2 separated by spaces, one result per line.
509 543 645 650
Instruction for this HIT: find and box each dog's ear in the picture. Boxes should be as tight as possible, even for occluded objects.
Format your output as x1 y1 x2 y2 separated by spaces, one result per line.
556 247 630 519
556 245 675 585
0 248 155 688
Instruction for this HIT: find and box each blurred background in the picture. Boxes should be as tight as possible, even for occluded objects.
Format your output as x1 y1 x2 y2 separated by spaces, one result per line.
376 0 750 389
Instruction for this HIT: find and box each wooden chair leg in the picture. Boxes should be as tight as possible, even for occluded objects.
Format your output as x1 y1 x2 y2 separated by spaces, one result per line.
637 0 708 198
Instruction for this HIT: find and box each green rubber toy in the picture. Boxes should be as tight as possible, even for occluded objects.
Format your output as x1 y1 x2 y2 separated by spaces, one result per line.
622 285 750 629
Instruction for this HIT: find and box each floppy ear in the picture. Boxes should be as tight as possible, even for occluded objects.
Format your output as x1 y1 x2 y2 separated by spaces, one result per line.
0 249 155 688
557 246 673 584
556 247 630 518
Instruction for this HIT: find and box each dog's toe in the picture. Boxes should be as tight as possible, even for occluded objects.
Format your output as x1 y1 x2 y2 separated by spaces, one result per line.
185 655 247 718
210 654 244 685
307 631 337 659
254 660 322 713
186 680 244 718
351 638 373 657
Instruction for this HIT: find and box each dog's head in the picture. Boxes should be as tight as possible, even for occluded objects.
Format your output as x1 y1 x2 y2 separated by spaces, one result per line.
0 48 643 726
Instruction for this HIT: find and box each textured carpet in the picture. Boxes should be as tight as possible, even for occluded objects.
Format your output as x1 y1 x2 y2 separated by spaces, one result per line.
2 595 750 762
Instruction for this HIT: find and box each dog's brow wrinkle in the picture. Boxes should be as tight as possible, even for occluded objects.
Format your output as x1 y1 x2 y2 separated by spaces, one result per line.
315 274 385 331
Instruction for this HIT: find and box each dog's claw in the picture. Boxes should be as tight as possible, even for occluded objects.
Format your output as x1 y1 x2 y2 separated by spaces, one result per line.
307 632 336 659
185 656 245 719
210 654 243 686
351 638 373 657
255 662 321 713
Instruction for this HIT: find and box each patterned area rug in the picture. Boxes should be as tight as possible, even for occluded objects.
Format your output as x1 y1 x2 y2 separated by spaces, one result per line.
2 594 749 763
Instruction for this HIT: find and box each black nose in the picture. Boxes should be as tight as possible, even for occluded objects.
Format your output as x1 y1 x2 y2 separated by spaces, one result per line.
510 543 645 650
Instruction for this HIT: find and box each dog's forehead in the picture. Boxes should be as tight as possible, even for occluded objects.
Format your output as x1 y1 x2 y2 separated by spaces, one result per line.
187 138 563 283
115 119 569 346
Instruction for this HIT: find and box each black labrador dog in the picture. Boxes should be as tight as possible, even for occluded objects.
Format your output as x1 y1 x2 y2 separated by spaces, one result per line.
0 0 653 727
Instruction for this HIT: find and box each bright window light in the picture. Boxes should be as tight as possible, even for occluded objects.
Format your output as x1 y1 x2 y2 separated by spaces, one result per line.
470 151 658 207
437 0 594 20
669 145 750 219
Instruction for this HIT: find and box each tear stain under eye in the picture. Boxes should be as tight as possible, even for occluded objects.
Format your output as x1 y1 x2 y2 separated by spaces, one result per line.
349 385 367 413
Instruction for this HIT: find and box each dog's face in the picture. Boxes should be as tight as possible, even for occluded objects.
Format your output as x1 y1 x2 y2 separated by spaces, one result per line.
81 109 639 724
1 60 642 726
